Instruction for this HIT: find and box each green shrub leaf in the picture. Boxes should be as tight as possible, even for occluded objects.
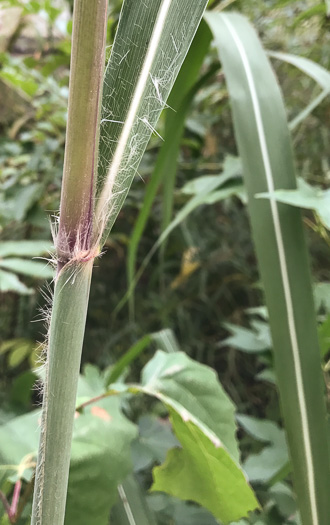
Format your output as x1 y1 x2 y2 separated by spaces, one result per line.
141 350 239 460
258 178 330 230
65 397 137 525
151 410 259 524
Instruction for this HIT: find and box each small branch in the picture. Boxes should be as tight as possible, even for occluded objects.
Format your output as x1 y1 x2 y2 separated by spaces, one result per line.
9 480 21 522
0 490 14 524
77 390 118 411
76 385 142 412
15 478 34 524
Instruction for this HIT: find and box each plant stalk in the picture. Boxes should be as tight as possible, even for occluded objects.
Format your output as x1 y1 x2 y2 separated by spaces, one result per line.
57 0 107 268
31 2 107 524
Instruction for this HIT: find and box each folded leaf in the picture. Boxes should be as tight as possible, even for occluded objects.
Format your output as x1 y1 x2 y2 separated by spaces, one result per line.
141 350 239 460
152 410 259 524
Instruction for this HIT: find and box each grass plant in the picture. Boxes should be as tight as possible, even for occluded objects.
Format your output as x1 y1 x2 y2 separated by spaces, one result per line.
30 1 210 524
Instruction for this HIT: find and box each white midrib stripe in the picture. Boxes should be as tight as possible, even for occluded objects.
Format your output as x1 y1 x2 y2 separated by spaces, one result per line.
221 15 318 525
118 485 137 525
96 0 173 220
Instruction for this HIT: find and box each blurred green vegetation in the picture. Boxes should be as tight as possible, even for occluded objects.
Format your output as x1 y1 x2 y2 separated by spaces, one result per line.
0 1 329 524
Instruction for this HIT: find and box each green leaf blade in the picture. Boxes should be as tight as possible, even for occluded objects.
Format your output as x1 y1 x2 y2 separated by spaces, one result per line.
126 20 212 315
268 50 330 91
96 0 209 242
0 241 53 258
0 269 33 295
205 11 330 525
0 258 54 279
151 410 259 525
258 178 330 230
141 350 239 460
111 474 157 525
65 398 137 525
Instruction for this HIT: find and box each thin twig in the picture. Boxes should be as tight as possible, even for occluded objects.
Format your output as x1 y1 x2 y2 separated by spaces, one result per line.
0 490 13 524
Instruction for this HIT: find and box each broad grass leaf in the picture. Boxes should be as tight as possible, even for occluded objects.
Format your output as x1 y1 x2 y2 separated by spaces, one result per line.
96 0 209 241
127 20 213 314
205 10 330 523
268 51 330 91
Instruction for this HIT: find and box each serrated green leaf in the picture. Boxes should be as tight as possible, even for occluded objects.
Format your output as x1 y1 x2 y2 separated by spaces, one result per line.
151 410 259 524
0 387 137 524
94 350 258 521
